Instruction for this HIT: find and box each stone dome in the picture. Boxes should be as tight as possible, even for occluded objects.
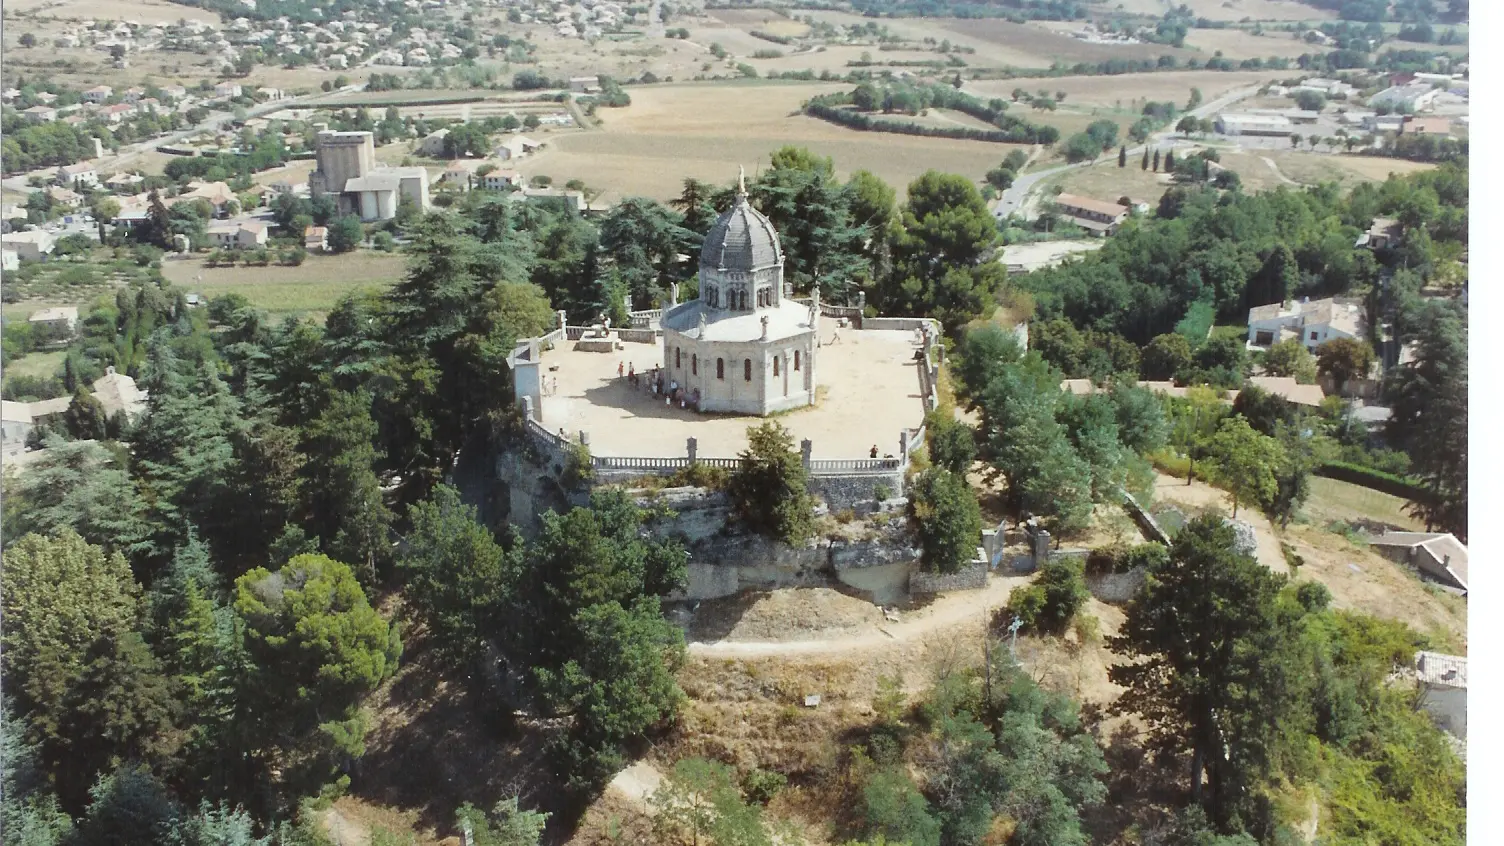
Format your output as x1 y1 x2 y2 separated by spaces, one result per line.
700 193 783 272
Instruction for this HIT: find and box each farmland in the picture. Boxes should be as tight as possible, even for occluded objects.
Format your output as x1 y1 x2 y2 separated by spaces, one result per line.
516 81 1019 203
966 70 1278 110
159 252 409 322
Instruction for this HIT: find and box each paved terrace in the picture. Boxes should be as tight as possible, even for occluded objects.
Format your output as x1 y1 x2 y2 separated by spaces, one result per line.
538 329 925 460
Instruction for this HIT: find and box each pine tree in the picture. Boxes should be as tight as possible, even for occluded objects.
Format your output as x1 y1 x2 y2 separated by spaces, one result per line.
300 389 392 587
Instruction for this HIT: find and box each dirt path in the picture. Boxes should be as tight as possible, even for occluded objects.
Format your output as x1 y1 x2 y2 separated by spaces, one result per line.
688 573 1030 658
608 761 665 807
1259 155 1304 186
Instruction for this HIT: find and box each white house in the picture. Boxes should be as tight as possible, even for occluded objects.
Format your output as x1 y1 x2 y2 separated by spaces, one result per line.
82 85 113 103
2 250 17 272
304 225 328 251
480 167 521 191
214 81 244 99
1246 297 1364 352
28 306 80 333
1050 193 1129 236
57 162 99 188
208 219 269 248
1414 651 1466 739
1215 112 1292 136
23 105 58 123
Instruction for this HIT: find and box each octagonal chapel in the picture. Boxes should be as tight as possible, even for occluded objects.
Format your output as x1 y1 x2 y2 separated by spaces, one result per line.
659 171 819 415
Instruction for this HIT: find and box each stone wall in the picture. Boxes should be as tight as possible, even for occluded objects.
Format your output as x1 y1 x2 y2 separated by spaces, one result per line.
1120 488 1171 545
1086 569 1146 604
808 471 905 512
641 486 921 605
910 562 987 594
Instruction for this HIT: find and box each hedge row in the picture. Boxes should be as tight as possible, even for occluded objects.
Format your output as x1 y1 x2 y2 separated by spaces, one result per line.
1316 461 1425 501
805 98 1058 144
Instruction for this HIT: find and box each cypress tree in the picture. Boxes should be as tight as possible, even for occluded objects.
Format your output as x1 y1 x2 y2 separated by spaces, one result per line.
1152 149 1161 171
1118 145 1127 167
1164 150 1176 171
1141 148 1150 170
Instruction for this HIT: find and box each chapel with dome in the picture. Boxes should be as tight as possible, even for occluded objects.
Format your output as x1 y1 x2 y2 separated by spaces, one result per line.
659 170 819 415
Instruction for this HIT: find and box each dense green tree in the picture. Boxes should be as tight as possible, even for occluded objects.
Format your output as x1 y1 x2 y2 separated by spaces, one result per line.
398 485 522 670
1260 339 1317 383
233 554 401 800
750 147 870 300
598 197 696 309
885 171 998 328
862 769 941 846
1386 302 1467 539
63 386 108 440
1316 337 1374 394
1110 516 1293 829
909 468 982 574
726 421 816 544
2 436 152 558
71 765 180 846
1230 385 1296 438
543 598 685 789
1205 416 1284 517
924 409 976 476
1108 382 1169 454
299 390 392 586
1142 333 1194 381
1245 245 1297 311
1 531 140 759
328 214 364 253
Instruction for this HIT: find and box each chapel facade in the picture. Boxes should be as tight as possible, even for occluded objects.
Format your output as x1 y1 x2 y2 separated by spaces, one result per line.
659 173 818 415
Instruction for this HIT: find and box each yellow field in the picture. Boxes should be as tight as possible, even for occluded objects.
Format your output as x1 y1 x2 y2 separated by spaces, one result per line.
1220 150 1436 192
516 82 1020 203
1051 159 1177 204
709 9 811 39
3 0 218 24
1182 27 1332 60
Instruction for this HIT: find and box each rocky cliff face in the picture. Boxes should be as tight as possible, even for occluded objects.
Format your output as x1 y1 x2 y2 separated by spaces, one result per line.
638 486 921 605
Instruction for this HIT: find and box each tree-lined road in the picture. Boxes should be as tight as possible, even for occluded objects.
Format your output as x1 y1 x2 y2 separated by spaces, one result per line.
988 84 1263 221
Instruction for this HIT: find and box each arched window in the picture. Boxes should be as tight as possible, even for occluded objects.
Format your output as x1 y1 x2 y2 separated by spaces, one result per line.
675 347 681 368
744 359 752 381
773 356 780 376
707 287 717 308
716 358 724 379
794 350 801 371
692 354 698 375
739 290 747 310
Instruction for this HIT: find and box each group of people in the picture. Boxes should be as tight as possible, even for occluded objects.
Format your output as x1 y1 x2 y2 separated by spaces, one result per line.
621 361 701 411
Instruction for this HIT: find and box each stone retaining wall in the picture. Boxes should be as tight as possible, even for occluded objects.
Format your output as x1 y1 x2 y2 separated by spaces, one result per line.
1086 569 1146 604
910 562 987 594
808 471 905 512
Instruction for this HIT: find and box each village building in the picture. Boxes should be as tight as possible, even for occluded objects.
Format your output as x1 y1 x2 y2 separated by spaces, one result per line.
1245 297 1364 352
1370 532 1468 593
420 127 450 157
208 219 269 249
1400 116 1452 137
481 168 522 191
1 230 57 261
1360 216 1403 249
1215 112 1293 136
1050 193 1130 236
23 104 57 123
494 135 542 160
309 130 430 222
304 225 328 252
659 172 818 415
57 162 99 188
82 84 113 103
28 306 79 334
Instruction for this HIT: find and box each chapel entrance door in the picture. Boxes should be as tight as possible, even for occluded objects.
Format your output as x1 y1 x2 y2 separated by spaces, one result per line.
782 355 788 396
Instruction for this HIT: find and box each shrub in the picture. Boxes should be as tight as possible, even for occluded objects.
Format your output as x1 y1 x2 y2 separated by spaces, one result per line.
1316 461 1425 500
1006 557 1089 635
562 442 593 490
740 768 786 805
667 461 730 490
909 468 981 574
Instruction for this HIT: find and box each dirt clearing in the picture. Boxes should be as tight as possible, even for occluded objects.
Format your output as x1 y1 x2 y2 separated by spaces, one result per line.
1150 472 1290 574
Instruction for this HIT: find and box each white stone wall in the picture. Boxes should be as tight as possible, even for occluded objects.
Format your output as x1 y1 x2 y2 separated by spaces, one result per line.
663 330 815 415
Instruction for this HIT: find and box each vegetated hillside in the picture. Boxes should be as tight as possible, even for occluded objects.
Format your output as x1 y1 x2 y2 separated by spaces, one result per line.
0 139 1466 844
